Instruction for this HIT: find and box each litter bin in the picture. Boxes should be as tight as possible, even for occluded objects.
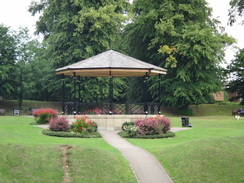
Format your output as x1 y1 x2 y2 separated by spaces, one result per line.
13 109 20 116
181 117 189 127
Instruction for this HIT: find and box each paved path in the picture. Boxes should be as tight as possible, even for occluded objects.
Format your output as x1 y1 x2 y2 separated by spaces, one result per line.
99 130 174 183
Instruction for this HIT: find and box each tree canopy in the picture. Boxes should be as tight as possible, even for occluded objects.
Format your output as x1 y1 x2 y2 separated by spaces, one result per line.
229 0 244 25
29 0 130 67
123 0 235 108
0 24 16 98
28 0 130 103
226 49 244 104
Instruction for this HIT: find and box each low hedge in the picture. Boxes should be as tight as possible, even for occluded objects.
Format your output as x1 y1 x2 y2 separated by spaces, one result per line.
42 129 101 138
118 131 175 139
175 108 195 116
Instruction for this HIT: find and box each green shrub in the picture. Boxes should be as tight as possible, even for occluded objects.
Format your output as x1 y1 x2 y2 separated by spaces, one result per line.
124 125 139 137
175 108 195 116
121 122 135 131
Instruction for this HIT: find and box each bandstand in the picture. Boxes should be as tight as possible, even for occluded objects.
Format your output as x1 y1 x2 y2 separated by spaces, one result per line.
56 50 167 130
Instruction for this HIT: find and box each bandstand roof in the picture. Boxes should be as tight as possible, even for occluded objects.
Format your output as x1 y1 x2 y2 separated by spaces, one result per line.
56 50 167 77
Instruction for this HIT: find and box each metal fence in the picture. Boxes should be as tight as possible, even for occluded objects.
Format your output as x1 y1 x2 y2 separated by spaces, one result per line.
63 102 160 115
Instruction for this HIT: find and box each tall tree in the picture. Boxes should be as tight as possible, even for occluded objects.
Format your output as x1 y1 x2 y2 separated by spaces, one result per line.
13 28 38 108
29 0 130 102
229 0 244 25
124 0 235 108
0 24 16 98
13 27 58 104
29 0 129 66
225 49 244 104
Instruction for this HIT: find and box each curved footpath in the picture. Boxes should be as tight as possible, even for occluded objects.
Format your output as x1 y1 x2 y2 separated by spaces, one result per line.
99 130 178 183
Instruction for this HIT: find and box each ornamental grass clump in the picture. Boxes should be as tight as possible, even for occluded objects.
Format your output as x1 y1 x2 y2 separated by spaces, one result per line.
71 115 98 134
135 115 171 135
32 108 58 124
49 117 70 132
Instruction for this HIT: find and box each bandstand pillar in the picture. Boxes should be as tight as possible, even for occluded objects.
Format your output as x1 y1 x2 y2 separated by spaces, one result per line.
73 72 77 115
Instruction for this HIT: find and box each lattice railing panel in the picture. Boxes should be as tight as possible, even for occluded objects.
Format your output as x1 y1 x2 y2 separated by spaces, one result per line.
63 102 159 115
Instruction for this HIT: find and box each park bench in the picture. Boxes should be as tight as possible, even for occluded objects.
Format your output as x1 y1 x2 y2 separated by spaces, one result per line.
0 109 5 115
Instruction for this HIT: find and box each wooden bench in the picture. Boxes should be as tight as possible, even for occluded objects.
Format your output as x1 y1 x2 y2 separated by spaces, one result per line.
0 109 5 115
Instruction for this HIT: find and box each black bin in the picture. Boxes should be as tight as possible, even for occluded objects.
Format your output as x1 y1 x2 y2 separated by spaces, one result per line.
181 117 189 127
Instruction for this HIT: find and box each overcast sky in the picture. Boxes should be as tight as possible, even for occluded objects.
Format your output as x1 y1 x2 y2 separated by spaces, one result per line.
0 0 243 65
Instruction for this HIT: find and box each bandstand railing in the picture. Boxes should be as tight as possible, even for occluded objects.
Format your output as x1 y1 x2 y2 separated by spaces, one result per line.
63 102 160 115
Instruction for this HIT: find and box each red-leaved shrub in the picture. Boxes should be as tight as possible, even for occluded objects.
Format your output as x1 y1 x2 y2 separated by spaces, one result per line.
154 115 171 133
49 117 70 132
32 108 58 124
135 115 171 135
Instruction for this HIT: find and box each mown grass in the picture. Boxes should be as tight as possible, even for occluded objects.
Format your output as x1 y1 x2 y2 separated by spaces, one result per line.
189 104 242 116
0 116 137 183
1 111 244 182
126 116 244 183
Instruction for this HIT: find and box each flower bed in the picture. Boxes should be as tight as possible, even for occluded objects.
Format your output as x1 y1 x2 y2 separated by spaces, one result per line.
40 115 101 138
121 115 174 138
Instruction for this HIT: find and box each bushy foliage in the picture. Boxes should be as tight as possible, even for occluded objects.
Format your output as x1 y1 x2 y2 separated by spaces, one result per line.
135 115 171 135
71 116 98 134
28 0 129 103
49 117 69 132
121 122 135 131
175 108 195 116
124 0 234 108
0 25 16 99
124 125 139 137
226 49 244 103
32 108 58 124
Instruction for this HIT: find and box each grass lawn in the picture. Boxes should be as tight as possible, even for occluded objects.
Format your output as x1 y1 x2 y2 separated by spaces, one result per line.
0 116 137 183
1 115 244 183
126 116 244 183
